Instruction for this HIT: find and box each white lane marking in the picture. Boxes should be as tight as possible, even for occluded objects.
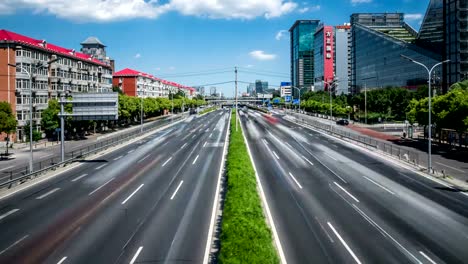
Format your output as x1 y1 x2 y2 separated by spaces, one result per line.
121 184 144 205
192 134 196 139
203 141 207 147
0 234 29 255
302 155 314 166
363 176 395 195
0 209 19 221
434 162 465 173
0 165 14 172
36 188 60 200
262 138 269 145
327 222 362 264
113 155 123 161
137 154 151 164
129 246 143 264
209 133 213 138
333 182 359 203
89 178 115 196
162 157 173 167
350 206 422 264
285 142 293 148
57 256 67 264
315 217 334 243
192 155 199 165
288 172 303 189
204 113 230 264
127 149 135 154
42 154 54 158
272 151 280 160
71 174 88 182
419 251 437 264
95 164 107 170
324 153 337 161
170 181 184 200
181 143 187 149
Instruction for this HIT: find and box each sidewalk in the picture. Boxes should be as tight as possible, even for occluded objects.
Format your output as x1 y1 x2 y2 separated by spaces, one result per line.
283 110 468 184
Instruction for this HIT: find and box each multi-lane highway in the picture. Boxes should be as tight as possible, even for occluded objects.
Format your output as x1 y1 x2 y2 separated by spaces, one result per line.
240 109 468 264
0 109 229 264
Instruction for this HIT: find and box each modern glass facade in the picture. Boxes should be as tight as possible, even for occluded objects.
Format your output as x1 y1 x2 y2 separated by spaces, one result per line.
290 20 320 97
313 25 335 91
350 23 442 93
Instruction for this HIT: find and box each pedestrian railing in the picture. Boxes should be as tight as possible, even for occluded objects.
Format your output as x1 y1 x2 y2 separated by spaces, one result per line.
0 115 185 190
288 112 421 168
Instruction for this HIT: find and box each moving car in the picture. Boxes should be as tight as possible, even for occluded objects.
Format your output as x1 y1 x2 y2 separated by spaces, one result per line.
336 119 349 126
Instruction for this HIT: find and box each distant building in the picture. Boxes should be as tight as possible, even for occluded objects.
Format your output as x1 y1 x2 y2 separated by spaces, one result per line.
314 25 335 91
334 24 351 95
209 87 217 96
112 68 194 98
255 80 268 94
280 82 292 97
290 20 321 96
247 83 255 95
194 86 205 96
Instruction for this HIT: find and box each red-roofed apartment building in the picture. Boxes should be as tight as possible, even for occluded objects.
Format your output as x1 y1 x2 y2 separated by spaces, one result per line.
0 29 113 142
113 68 195 99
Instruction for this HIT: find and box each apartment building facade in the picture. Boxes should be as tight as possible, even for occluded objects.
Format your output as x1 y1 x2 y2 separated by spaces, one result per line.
0 29 113 142
112 68 195 99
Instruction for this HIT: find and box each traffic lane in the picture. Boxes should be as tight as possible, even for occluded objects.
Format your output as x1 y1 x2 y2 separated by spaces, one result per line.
41 110 228 264
259 113 468 263
276 114 468 213
241 114 412 264
0 116 204 261
117 111 229 264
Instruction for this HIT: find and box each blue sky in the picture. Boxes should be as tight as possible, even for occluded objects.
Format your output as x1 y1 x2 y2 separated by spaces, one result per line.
0 0 430 96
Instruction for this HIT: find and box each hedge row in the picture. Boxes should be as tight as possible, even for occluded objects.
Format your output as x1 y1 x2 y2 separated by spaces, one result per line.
219 111 279 264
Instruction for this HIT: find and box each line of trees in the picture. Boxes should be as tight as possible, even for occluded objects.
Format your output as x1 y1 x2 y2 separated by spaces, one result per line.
0 102 17 153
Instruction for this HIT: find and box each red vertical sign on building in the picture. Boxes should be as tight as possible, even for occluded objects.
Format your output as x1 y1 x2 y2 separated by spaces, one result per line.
323 26 334 91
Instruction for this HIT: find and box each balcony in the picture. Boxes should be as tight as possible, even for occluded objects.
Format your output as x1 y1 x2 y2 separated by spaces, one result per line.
15 56 33 64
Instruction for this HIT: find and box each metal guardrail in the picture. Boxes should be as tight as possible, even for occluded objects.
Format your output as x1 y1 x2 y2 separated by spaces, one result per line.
289 112 421 168
0 115 185 190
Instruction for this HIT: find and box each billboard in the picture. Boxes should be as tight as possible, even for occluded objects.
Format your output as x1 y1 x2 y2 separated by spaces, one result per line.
281 82 292 87
71 93 119 121
285 95 292 102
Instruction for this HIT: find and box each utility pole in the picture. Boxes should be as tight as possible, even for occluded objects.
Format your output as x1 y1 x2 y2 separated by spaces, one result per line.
60 95 65 162
365 83 367 125
235 66 238 131
140 96 143 133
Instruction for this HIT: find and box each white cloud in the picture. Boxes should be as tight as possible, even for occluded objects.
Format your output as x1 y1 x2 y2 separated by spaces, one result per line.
155 67 161 71
168 66 176 70
0 0 298 22
245 64 254 68
298 7 309 13
351 0 372 5
404 13 423 21
134 53 141 59
298 5 320 13
275 30 288 40
249 50 276 61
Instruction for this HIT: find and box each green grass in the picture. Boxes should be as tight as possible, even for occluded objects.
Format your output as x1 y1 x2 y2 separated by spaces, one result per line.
199 106 218 115
219 111 279 264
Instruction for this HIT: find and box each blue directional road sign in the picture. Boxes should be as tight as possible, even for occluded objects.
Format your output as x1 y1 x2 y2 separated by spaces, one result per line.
285 95 292 103
273 98 280 104
293 99 300 105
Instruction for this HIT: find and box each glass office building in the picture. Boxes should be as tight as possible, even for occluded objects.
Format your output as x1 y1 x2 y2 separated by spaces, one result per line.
290 20 320 97
313 25 335 91
334 25 351 95
350 13 442 93
444 0 468 89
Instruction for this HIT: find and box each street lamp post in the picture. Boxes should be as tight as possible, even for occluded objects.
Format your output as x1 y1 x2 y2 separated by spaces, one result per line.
323 79 338 121
290 86 307 113
401 54 450 173
8 59 56 173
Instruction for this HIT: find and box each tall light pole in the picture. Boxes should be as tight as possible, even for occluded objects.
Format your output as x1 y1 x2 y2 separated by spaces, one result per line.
8 59 56 172
323 79 338 120
401 54 450 173
140 95 144 133
235 66 238 131
290 86 307 113
361 76 376 124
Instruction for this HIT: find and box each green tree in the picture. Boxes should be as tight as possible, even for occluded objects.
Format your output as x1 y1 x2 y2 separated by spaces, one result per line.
0 102 17 154
41 99 60 138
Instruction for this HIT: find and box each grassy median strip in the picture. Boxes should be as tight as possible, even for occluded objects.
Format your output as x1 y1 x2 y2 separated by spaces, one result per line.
219 111 279 263
199 106 217 115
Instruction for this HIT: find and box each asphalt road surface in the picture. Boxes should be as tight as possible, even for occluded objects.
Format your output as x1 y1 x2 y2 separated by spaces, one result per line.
240 109 468 264
0 109 229 264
